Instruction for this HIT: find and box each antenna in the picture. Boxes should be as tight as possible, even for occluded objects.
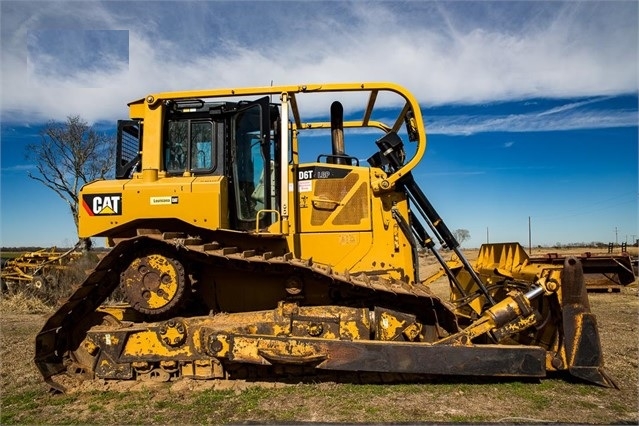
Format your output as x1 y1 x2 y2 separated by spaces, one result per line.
270 80 274 103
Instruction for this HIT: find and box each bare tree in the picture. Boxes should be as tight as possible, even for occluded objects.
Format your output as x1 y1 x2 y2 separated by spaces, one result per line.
452 228 471 246
26 115 114 250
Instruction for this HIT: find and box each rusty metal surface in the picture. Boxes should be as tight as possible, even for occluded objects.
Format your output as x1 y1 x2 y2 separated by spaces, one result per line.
34 232 448 391
560 257 618 388
218 334 546 377
66 304 546 382
122 253 187 315
34 236 617 391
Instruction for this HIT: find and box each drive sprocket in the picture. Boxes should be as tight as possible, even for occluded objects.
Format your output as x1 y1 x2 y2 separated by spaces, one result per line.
121 252 188 316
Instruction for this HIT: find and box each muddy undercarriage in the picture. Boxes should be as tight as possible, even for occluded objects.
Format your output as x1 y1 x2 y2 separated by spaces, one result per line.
35 233 616 393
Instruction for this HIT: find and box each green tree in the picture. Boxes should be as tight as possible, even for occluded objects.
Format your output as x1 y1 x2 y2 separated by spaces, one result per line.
26 115 114 250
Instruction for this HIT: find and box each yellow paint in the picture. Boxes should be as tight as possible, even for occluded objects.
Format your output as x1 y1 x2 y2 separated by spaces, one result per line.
122 330 192 358
80 83 421 288
340 320 364 340
79 177 228 238
64 83 611 384
378 311 407 341
141 255 179 309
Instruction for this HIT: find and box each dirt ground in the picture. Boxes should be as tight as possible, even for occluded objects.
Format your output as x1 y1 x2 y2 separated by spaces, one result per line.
1 247 637 424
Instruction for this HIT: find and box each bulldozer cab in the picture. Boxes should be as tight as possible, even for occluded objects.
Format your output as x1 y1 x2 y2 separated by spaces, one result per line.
88 84 432 288
112 96 280 233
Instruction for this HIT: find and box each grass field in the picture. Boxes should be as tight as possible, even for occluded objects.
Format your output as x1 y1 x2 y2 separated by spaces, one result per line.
0 247 637 424
0 252 23 261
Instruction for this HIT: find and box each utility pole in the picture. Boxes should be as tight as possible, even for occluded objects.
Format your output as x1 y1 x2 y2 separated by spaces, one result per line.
486 227 489 244
615 227 618 245
528 216 532 254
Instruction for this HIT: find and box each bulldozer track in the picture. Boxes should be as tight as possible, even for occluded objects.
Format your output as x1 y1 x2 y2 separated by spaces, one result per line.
35 232 445 391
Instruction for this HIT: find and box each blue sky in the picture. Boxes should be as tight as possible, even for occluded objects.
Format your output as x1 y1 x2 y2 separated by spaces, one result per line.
1 1 637 248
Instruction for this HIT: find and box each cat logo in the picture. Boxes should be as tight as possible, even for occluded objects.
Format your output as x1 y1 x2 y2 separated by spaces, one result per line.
82 194 122 216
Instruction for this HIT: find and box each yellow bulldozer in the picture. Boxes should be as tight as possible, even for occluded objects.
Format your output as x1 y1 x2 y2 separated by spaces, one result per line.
35 83 616 392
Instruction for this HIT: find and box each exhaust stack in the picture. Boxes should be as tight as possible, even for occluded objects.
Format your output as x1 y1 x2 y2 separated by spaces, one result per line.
330 101 347 165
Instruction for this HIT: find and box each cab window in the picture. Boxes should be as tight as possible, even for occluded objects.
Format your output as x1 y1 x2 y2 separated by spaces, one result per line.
191 122 213 171
165 120 215 174
234 110 264 221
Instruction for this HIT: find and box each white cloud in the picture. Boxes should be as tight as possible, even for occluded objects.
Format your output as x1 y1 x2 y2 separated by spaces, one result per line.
425 103 638 135
421 171 486 177
535 98 613 117
1 164 36 174
1 1 637 124
27 29 129 85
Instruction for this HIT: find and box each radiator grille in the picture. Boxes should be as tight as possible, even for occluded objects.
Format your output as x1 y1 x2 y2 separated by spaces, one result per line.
311 173 369 226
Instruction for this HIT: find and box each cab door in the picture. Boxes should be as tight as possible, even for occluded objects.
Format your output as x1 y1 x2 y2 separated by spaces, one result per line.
230 97 279 231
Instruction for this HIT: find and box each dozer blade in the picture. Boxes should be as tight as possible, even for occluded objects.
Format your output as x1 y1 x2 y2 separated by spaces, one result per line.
561 257 618 388
207 333 547 378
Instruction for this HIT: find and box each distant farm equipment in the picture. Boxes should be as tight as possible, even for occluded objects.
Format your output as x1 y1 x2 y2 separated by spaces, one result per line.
528 251 637 292
0 246 82 293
